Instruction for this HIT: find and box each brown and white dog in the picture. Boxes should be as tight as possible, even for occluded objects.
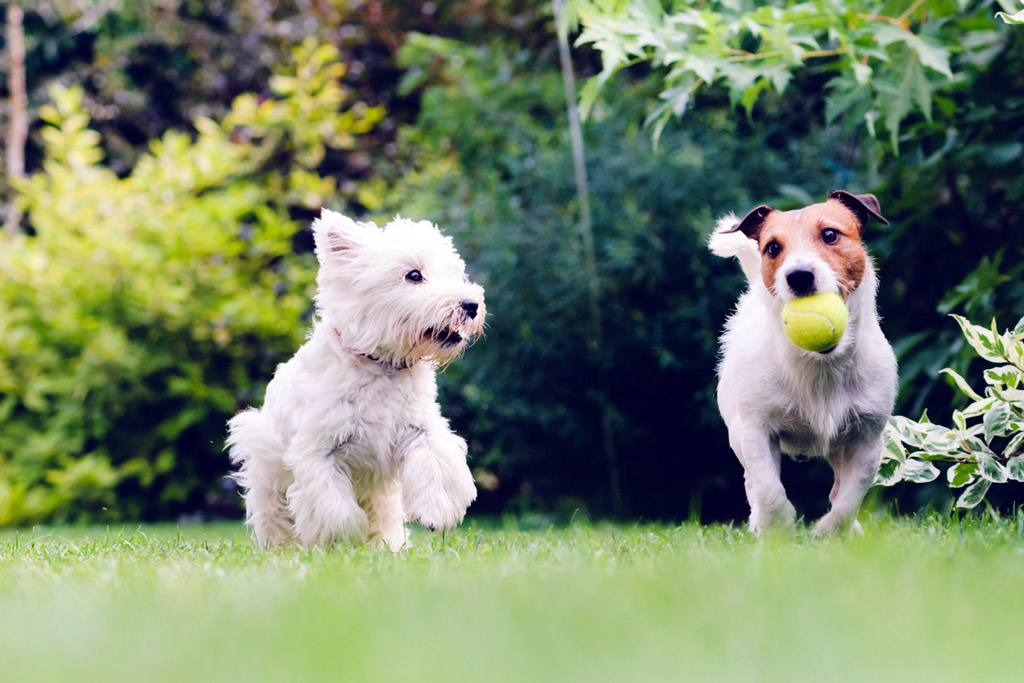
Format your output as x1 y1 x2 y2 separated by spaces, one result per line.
709 191 897 535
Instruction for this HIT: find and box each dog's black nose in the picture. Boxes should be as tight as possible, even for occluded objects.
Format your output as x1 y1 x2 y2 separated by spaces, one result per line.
786 268 816 296
460 300 479 319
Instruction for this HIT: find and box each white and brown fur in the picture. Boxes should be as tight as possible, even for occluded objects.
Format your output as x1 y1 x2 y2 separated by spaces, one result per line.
709 191 897 535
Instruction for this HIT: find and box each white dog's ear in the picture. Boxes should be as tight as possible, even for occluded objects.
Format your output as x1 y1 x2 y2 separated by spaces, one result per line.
311 209 379 262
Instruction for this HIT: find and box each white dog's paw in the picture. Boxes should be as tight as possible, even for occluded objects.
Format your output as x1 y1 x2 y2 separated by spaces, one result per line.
289 487 369 547
812 511 863 537
753 499 797 535
404 466 476 531
368 525 409 552
251 514 296 548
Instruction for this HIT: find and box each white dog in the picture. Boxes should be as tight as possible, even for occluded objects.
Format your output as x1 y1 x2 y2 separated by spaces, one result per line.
709 191 897 535
227 210 486 550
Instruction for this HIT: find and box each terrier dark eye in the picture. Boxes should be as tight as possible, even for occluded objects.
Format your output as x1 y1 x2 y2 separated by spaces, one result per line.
405 270 423 283
765 241 781 258
822 229 840 245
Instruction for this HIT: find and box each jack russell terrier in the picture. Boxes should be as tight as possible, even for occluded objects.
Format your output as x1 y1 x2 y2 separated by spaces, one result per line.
709 191 897 535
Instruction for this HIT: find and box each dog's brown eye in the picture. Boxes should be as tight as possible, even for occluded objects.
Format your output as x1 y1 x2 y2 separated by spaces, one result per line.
765 241 781 258
405 270 423 283
822 229 840 245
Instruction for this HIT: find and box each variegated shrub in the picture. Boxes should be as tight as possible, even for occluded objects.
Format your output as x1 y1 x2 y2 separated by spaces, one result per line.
877 315 1024 508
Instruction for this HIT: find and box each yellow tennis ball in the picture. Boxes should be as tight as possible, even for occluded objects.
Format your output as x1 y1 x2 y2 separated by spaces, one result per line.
781 292 848 353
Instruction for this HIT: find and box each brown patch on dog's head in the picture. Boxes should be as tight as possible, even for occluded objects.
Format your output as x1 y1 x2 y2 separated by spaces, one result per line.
753 200 872 300
731 191 887 299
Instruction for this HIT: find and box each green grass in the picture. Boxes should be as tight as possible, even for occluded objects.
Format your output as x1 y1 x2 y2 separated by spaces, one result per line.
2 515 1023 682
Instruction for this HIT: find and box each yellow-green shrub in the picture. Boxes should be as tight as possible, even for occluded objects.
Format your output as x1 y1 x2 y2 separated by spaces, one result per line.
0 40 382 525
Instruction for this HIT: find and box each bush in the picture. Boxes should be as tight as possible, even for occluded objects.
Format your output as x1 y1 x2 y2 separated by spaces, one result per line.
878 314 1024 509
0 41 381 525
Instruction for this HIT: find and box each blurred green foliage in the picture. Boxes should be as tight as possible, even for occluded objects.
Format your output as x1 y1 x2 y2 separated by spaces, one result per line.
372 33 844 519
0 41 379 525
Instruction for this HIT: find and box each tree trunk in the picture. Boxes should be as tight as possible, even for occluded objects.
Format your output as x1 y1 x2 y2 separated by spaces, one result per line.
5 1 28 235
553 0 622 514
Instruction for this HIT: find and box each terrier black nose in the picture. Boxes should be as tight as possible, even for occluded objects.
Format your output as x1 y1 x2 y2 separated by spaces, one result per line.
460 300 479 319
786 268 816 296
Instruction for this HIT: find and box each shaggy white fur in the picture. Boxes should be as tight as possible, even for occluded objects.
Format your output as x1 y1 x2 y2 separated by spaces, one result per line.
709 193 897 535
227 210 486 550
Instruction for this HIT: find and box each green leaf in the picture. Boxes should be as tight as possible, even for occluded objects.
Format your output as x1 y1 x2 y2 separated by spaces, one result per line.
956 478 991 509
872 25 953 79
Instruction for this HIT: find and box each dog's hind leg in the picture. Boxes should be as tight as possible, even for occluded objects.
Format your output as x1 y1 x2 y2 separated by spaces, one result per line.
227 408 294 547
286 439 370 547
365 480 408 552
814 439 881 535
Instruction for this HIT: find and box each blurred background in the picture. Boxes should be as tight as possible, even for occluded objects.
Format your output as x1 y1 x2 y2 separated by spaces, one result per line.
0 0 1021 528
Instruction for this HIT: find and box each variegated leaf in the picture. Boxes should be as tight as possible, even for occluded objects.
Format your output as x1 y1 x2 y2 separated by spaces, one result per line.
961 397 996 419
941 367 983 401
984 365 1019 386
874 457 903 487
956 478 991 509
947 461 978 487
1006 455 1024 482
882 424 906 462
951 314 1004 363
978 452 1008 483
1012 314 1024 339
1004 431 1024 459
983 401 1012 443
902 458 940 484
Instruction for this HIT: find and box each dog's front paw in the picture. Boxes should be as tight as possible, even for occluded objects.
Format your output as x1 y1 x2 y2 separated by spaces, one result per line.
289 485 370 547
368 525 410 552
753 499 797 535
404 466 476 531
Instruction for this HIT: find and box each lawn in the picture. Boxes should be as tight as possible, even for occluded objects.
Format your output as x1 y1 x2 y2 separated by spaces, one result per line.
2 515 1023 682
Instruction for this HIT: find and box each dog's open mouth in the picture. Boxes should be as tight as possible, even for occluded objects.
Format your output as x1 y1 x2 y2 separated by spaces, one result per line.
425 327 463 347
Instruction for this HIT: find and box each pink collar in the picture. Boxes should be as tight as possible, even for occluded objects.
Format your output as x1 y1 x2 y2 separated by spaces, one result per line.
333 327 411 372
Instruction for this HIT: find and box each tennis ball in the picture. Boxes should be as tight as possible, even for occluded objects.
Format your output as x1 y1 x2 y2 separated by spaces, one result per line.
781 292 848 353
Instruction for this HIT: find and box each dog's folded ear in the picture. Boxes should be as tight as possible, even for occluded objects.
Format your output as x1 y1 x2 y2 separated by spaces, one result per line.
723 205 773 240
312 209 379 262
828 190 889 228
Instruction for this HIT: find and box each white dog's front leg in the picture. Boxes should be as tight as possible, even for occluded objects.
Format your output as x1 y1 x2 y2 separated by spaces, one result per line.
813 438 882 536
366 480 409 552
737 427 796 534
285 438 369 547
399 426 476 531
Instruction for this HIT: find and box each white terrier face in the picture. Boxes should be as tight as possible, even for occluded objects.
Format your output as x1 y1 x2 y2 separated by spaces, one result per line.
311 210 486 366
